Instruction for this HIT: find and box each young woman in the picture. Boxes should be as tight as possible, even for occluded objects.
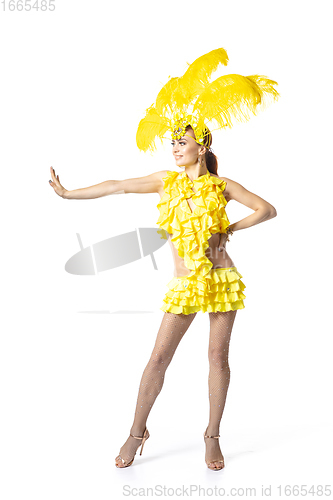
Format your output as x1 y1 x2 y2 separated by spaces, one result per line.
49 124 277 470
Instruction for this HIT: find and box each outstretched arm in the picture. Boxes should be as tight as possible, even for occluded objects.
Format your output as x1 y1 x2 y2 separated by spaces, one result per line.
49 167 168 199
221 176 277 232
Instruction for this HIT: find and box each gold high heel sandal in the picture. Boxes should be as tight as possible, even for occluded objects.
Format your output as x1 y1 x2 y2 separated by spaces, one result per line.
203 432 225 470
115 427 150 468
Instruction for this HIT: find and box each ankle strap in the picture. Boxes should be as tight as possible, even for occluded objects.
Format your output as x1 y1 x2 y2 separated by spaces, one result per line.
130 428 147 440
204 434 220 438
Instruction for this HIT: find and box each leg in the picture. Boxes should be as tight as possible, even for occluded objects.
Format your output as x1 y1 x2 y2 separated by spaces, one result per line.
204 309 237 469
115 311 197 467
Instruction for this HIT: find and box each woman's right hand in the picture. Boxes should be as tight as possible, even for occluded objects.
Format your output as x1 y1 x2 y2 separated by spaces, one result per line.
49 166 67 198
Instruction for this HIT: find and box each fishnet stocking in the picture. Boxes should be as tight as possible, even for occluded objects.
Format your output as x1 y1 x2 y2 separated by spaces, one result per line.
207 310 237 434
204 310 237 468
115 312 196 466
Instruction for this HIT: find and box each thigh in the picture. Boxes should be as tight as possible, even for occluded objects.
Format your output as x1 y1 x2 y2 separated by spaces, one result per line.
208 310 237 359
149 312 197 365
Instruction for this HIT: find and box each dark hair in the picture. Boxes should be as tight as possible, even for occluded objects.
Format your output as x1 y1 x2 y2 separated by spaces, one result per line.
185 125 218 175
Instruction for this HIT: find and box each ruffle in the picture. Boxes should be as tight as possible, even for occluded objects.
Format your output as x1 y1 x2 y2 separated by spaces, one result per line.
156 170 231 279
160 267 246 315
156 170 246 314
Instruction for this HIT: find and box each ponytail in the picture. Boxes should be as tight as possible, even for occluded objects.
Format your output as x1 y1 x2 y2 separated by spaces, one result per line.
203 127 218 175
205 148 218 175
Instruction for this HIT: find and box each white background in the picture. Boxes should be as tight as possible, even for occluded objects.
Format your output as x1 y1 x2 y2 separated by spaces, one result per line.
1 0 332 498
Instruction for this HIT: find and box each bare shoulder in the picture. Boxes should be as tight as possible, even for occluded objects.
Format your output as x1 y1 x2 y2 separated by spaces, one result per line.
212 174 254 203
159 170 173 181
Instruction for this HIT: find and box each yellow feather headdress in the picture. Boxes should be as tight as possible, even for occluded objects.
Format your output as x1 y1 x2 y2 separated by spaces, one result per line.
136 48 280 153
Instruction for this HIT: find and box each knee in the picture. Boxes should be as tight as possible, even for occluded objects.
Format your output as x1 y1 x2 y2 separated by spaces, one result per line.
147 353 170 370
208 347 229 366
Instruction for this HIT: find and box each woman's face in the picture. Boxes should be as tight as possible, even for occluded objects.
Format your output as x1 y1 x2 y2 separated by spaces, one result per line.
171 127 205 167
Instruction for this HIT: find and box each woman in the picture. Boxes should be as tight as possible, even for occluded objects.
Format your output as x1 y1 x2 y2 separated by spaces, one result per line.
48 123 277 470
49 47 279 470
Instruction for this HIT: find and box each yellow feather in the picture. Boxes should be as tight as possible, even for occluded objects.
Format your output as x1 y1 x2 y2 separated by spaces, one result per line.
155 48 229 114
136 105 170 153
193 74 280 130
155 77 180 115
177 48 229 102
136 48 280 153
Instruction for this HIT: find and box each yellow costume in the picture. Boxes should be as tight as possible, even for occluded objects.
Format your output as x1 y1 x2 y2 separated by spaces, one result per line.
156 169 246 315
136 47 279 315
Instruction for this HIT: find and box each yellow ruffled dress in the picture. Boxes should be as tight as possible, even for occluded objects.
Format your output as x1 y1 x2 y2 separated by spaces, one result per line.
156 169 246 315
